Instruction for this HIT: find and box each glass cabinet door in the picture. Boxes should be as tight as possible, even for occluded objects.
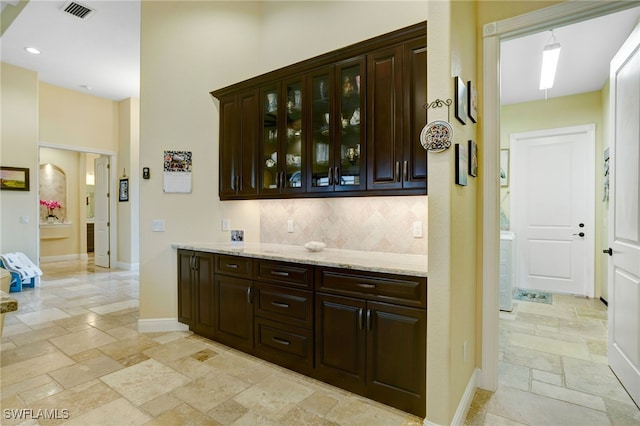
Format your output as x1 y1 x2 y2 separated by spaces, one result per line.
261 85 280 192
335 58 365 191
309 68 334 191
283 78 303 191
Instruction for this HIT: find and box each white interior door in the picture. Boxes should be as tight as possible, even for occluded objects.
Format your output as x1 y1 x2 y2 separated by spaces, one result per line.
94 156 110 268
511 125 595 297
608 21 640 408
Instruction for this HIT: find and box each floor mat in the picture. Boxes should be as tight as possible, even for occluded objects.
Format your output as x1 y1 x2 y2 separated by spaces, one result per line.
513 288 552 304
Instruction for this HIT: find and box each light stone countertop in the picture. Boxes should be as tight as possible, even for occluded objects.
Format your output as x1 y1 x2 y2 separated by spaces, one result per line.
1 291 18 314
171 242 427 277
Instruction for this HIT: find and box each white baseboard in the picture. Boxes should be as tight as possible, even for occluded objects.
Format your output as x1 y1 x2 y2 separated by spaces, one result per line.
116 261 139 271
423 368 479 426
451 368 479 426
40 254 85 263
137 318 189 333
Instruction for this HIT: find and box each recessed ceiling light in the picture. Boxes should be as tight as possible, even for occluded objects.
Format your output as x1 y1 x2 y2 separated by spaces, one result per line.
25 47 41 55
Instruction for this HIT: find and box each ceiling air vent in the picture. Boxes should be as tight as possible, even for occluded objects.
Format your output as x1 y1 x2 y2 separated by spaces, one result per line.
61 1 95 19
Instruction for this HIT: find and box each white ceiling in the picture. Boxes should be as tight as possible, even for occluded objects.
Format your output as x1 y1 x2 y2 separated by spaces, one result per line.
501 5 640 105
1 0 140 101
1 1 640 104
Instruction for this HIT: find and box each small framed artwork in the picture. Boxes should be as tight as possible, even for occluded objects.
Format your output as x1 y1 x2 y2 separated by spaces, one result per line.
230 229 244 247
500 149 509 187
454 76 467 125
467 80 478 123
119 178 129 202
455 143 468 186
468 140 478 177
0 166 30 191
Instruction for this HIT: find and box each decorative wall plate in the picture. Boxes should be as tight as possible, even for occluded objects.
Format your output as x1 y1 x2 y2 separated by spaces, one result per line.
420 120 453 152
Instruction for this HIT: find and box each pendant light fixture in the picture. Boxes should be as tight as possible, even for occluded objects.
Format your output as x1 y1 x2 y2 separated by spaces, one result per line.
539 30 561 91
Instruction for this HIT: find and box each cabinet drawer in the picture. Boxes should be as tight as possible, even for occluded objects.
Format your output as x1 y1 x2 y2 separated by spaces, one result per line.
255 317 313 373
254 260 312 289
215 254 252 277
316 268 426 308
255 282 313 329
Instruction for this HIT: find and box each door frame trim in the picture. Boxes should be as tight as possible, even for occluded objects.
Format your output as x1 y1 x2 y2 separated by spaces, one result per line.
480 0 637 391
38 141 118 269
510 124 596 298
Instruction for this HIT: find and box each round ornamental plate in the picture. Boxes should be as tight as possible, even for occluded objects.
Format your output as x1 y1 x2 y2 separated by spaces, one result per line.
420 120 453 152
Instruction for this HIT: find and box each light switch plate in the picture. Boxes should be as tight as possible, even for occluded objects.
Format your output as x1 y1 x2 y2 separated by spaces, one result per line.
222 219 230 231
287 219 294 233
21 215 29 224
152 219 165 232
412 221 423 238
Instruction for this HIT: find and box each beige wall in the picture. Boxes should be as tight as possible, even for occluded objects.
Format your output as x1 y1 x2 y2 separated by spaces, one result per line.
1 62 137 267
118 98 140 269
500 91 605 297
39 83 119 152
0 63 40 261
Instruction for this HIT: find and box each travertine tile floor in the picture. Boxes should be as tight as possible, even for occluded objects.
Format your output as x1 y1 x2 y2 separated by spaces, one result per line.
1 258 422 425
3 258 640 425
465 294 640 425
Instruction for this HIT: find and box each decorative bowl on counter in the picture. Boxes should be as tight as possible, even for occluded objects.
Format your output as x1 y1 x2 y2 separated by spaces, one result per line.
304 241 326 252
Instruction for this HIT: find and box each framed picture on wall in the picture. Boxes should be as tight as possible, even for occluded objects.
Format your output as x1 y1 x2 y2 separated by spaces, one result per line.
500 149 509 187
0 166 30 191
454 76 467 125
467 80 478 123
468 140 478 177
455 143 468 186
119 178 129 202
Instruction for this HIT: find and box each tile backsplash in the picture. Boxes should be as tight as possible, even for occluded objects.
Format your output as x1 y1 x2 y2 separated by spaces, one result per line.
260 196 427 255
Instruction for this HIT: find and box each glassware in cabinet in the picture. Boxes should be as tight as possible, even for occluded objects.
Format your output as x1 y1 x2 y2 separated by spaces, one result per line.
336 58 365 191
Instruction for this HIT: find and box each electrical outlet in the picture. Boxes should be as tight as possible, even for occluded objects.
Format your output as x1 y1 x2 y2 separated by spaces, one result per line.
21 215 29 224
222 219 230 231
287 219 294 233
412 221 423 238
152 219 165 232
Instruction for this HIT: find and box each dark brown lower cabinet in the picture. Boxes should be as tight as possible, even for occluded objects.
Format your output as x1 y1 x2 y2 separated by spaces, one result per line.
315 293 426 417
177 250 215 339
178 251 427 418
214 275 254 352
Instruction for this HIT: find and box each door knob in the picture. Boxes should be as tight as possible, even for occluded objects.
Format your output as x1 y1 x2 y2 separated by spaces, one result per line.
573 232 585 237
578 223 584 228
603 248 613 256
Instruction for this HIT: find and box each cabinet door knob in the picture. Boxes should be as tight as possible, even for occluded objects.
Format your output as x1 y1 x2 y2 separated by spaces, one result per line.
358 308 364 330
403 161 409 182
247 287 253 304
328 167 333 186
395 161 400 181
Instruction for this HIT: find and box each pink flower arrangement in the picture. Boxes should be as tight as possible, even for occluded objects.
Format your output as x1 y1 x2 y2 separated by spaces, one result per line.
40 200 61 217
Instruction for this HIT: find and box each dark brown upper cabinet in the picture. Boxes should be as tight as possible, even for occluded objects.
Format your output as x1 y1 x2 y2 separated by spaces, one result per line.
211 22 427 200
366 39 427 191
218 90 259 199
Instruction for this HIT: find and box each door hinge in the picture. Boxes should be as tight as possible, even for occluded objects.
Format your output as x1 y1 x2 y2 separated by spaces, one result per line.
107 164 110 169
107 250 110 255
107 192 110 198
107 222 110 227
